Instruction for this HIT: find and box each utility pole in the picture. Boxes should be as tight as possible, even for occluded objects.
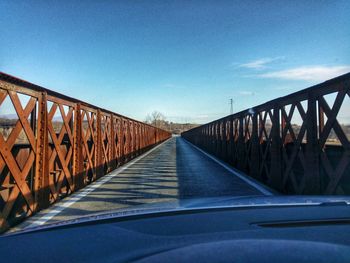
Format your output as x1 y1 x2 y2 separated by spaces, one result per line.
229 98 234 115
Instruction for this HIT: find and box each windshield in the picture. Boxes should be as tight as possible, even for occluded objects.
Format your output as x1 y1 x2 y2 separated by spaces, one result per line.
1 1 350 234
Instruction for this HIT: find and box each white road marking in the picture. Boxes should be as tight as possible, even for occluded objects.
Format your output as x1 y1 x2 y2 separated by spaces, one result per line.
182 139 274 196
28 141 169 227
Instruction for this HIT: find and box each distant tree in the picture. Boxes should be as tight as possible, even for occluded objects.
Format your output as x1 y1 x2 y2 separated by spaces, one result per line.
144 111 200 134
145 111 166 129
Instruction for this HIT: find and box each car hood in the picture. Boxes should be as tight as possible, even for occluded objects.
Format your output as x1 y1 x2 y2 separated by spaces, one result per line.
5 195 350 236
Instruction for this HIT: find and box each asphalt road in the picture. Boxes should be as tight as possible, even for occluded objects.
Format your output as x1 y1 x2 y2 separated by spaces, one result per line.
13 136 271 230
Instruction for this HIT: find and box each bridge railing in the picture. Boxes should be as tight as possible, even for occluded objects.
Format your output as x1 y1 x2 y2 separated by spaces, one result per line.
182 73 350 195
0 72 171 233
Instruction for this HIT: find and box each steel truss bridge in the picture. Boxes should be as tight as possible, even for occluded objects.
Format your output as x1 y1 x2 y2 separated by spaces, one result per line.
0 72 349 233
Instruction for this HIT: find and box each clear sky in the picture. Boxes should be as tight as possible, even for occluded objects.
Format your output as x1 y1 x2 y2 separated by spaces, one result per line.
1 0 350 123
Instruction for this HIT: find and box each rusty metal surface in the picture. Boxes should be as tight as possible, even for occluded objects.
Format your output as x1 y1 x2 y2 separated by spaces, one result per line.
0 72 171 233
182 73 350 196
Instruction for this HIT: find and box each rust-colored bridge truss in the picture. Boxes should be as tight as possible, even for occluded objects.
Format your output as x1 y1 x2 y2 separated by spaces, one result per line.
182 73 350 196
0 72 171 233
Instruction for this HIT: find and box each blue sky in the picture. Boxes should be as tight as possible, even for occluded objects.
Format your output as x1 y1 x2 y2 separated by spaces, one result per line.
1 0 350 123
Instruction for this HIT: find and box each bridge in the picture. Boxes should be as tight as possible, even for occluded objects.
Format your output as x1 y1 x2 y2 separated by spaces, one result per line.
0 72 349 233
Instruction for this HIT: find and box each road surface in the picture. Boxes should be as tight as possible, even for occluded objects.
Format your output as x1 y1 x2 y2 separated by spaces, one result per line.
13 136 272 230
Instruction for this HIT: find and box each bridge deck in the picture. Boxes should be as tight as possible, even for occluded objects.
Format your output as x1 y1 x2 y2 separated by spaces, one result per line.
14 137 272 231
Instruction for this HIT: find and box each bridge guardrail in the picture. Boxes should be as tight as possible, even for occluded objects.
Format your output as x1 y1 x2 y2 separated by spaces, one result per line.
182 73 350 195
0 72 171 233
